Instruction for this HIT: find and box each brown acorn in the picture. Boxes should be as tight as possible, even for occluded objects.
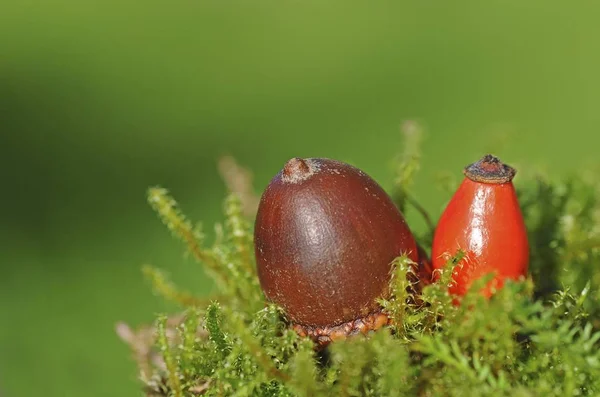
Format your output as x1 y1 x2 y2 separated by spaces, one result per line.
431 154 529 298
254 158 418 345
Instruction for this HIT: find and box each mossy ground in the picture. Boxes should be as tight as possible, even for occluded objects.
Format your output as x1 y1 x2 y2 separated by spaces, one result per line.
119 131 600 396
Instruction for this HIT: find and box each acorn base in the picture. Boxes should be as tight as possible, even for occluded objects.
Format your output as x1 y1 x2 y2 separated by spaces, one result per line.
292 311 390 347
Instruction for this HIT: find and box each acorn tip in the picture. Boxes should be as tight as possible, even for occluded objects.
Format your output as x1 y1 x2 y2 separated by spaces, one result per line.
281 158 315 183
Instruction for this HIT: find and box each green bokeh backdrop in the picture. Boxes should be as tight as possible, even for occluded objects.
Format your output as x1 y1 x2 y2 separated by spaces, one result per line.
1 1 599 396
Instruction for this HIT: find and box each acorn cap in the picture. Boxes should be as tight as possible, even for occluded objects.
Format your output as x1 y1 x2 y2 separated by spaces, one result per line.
463 154 516 184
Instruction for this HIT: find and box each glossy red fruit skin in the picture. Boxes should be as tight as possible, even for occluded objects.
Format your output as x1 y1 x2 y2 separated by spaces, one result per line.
431 155 529 297
254 158 418 329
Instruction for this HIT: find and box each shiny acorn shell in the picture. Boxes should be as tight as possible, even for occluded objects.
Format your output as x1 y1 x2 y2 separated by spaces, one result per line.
254 158 418 328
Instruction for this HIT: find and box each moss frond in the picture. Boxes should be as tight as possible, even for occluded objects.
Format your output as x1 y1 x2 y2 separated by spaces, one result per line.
177 309 201 378
147 187 229 290
156 314 184 397
205 303 231 359
142 265 209 307
379 254 420 338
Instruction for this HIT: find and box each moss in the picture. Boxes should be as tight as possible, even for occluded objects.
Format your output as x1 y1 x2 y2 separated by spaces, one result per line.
119 138 600 396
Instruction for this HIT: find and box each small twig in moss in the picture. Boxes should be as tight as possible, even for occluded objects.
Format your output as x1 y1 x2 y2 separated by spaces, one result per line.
392 120 435 238
405 193 435 236
116 322 155 380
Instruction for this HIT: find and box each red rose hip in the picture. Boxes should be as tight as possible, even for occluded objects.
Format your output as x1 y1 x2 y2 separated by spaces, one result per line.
431 154 529 297
254 158 418 344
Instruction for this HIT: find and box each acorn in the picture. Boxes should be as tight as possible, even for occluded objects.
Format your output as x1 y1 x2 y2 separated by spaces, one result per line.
254 158 418 345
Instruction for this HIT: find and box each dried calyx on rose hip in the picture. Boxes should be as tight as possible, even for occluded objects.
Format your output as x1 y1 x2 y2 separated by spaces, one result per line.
431 154 529 298
254 157 419 346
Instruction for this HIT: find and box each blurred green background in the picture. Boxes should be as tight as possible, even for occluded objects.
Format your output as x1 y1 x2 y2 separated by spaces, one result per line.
1 1 599 395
